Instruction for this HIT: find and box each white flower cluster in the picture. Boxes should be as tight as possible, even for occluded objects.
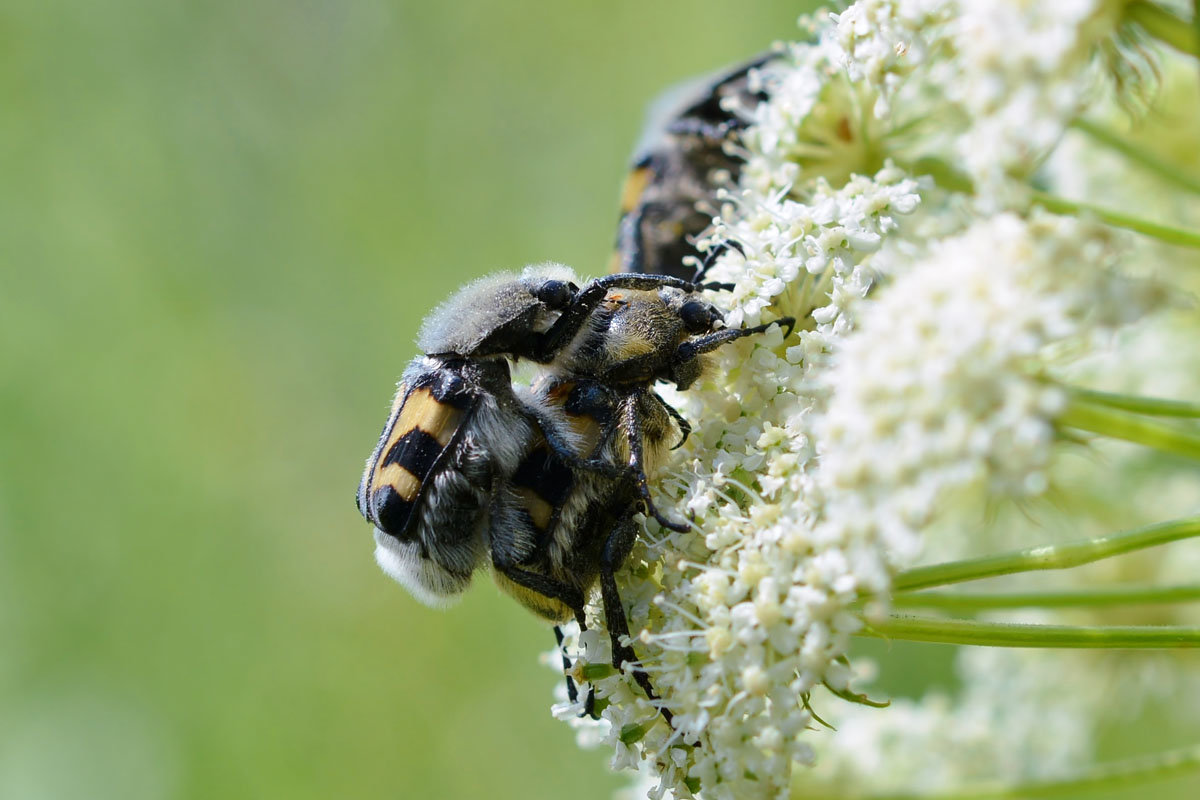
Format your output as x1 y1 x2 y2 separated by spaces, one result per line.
547 2 1178 798
745 0 1126 198
553 162 926 800
707 165 922 341
794 646 1098 796
945 0 1123 192
817 212 1137 527
827 0 950 118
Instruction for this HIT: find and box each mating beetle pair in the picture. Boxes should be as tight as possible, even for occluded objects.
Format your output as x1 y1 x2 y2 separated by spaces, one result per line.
356 53 783 725
357 265 791 721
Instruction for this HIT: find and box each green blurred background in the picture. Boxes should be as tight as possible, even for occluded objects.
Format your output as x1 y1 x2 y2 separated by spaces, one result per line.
0 1 809 797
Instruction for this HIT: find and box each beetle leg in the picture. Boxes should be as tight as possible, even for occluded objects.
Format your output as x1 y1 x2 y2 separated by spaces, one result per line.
622 393 689 533
598 514 674 726
653 392 692 450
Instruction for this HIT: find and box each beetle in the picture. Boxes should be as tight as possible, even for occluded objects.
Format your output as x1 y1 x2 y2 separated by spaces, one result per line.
611 53 774 281
490 282 795 722
355 265 707 607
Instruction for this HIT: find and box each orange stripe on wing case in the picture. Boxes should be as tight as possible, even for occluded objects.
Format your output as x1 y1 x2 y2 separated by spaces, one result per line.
375 463 423 502
618 165 653 214
369 386 465 495
515 487 554 531
394 388 463 448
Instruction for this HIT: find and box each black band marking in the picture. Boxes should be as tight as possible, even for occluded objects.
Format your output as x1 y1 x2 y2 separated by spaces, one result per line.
373 487 416 538
383 429 443 480
513 447 573 507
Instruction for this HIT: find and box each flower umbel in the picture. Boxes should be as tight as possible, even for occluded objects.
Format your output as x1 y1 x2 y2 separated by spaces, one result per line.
549 2 1200 799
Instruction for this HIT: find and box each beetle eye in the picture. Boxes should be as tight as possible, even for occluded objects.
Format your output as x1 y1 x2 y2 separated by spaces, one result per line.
680 300 717 333
535 280 574 309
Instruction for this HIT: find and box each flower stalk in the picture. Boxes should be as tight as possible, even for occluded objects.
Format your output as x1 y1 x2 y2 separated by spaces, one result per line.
1064 386 1200 418
859 615 1200 648
1031 191 1200 249
1058 400 1200 460
803 744 1200 799
907 155 1200 248
1126 1 1200 57
889 584 1200 610
1071 118 1200 196
891 517 1200 592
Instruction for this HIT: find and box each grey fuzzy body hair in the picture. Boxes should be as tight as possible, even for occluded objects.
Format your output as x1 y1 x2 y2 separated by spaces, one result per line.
417 263 579 356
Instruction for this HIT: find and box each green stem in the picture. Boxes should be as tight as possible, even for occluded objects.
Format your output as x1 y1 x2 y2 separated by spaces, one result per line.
1031 190 1200 249
1071 117 1200 195
892 516 1200 592
1195 0 1200 60
802 743 1200 799
859 615 1200 648
891 584 1200 610
906 156 974 194
1126 1 1200 58
1065 386 1200 418
905 156 1200 248
1059 400 1200 460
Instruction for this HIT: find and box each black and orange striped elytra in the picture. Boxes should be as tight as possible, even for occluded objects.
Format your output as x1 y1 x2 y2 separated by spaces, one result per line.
362 370 473 537
357 353 530 605
612 53 774 281
356 265 708 609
